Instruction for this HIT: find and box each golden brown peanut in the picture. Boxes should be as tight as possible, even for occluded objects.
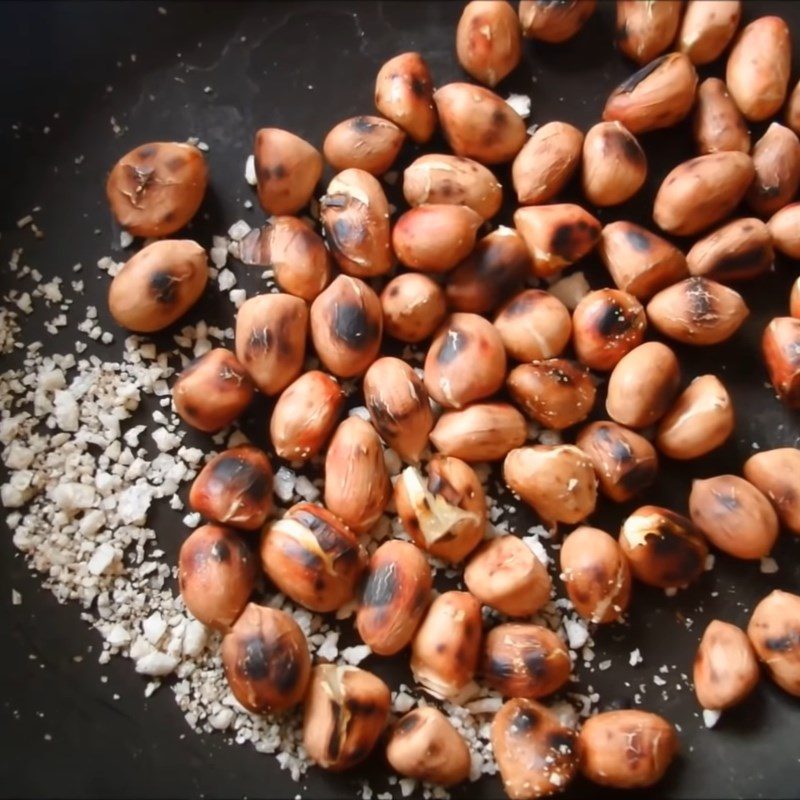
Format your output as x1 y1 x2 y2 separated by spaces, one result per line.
726 16 791 122
694 620 759 710
234 293 308 395
603 52 698 135
106 141 207 237
616 1 682 65
189 445 273 531
492 698 579 799
504 444 597 525
686 219 773 282
743 448 800 535
324 416 390 534
578 710 679 789
392 204 483 273
576 421 658 504
423 312 506 408
238 216 331 302
464 535 552 617
178 524 256 630
693 77 750 155
514 204 601 278
322 116 405 176
411 591 482 700
303 665 390 770
430 402 527 462
787 79 800 135
747 123 800 217
769 203 800 258
253 128 323 215
386 707 471 787
653 151 754 236
395 456 486 564
356 540 432 656
507 359 596 430
375 52 437 143
560 526 632 623
260 503 366 613
792 277 800 319
221 603 311 714
173 348 254 433
319 169 393 278
512 121 584 205
747 590 800 697
456 0 522 87
647 277 749 346
380 273 447 343
619 506 708 588
679 1 741 64
309 275 383 378
494 289 573 362
108 239 208 333
763 316 800 409
581 121 647 207
434 82 527 164
519 0 595 42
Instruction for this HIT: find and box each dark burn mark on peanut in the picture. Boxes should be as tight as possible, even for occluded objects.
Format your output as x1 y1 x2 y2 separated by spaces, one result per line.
210 539 231 562
625 228 652 252
362 563 397 607
487 656 513 679
618 132 645 165
619 460 657 493
150 271 177 304
765 632 800 652
708 245 770 278
547 731 575 752
523 649 548 678
332 302 377 350
396 711 421 734
595 301 631 338
367 396 403 437
327 700 342 760
352 116 376 133
617 55 668 94
551 220 598 261
259 163 287 182
651 527 703 583
346 698 377 716
436 327 468 364
241 636 269 680
210 456 269 502
165 155 186 173
511 707 540 733
137 145 158 159
491 108 508 127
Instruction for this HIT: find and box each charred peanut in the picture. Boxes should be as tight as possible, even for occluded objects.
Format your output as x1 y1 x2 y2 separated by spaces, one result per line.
768 203 800 258
392 204 483 273
694 620 759 711
512 121 584 206
560 526 632 624
363 357 433 464
653 151 754 236
747 123 800 217
494 289 573 362
747 590 800 697
603 52 698 135
679 1 742 64
576 421 658 504
322 116 405 176
743 448 800 535
762 317 800 409
693 78 750 155
253 128 323 216
686 219 773 283
178 524 256 630
238 216 331 302
105 141 207 237
386 707 471 787
518 0 595 42
303 664 390 770
482 624 571 699
606 342 680 428
504 445 597 525
787 80 800 135
430 402 527 462
572 288 647 371
726 16 791 122
189 445 273 530
581 121 647 207
394 456 486 563
221 603 311 714
456 0 522 87
319 169 393 278
423 312 506 408
646 277 749 346
514 204 601 278
656 374 734 460
411 591 483 700
380 273 447 343
464 535 552 617
492 698 579 799
615 1 682 65
309 275 383 378
689 475 779 560
324 416 390 534
619 506 709 589
598 221 688 300
173 348 254 433
269 371 343 462
433 82 527 164
374 52 437 143
355 540 432 656
792 278 800 319
507 359 596 430
108 239 208 333
578 710 679 789
234 293 308 395
260 503 366 613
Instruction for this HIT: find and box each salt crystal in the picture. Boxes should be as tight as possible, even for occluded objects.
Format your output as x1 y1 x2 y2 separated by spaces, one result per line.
548 272 590 310
317 631 340 661
465 696 503 714
393 692 416 713
348 406 371 422
244 155 257 186
522 535 550 566
399 778 417 797
341 644 371 665
598 659 612 671
229 289 246 308
52 483 96 512
218 269 236 291
152 428 181 452
135 651 179 677
629 648 643 666
117 485 152 525
143 613 168 645
53 390 79 431
505 93 531 118
105 625 131 646
182 620 208 657
703 709 721 728
294 475 320 501
228 220 252 241
760 557 778 574
183 512 201 528
11 589 22 606
274 467 296 503
87 543 117 576
563 618 589 649
120 231 134 248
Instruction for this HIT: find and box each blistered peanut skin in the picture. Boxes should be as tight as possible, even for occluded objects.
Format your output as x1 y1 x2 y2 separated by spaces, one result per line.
519 0 595 42
744 448 800 535
616 0 682 65
686 219 773 283
679 1 741 65
694 620 759 710
768 204 800 259
430 402 526 463
747 590 800 697
323 115 405 176
494 289 573 362
380 273 447 343
582 121 647 206
747 123 800 218
375 52 437 143
456 0 522 87
763 317 800 409
693 78 750 155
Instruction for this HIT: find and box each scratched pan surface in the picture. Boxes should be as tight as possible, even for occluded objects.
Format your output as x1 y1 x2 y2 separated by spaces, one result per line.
0 1 799 798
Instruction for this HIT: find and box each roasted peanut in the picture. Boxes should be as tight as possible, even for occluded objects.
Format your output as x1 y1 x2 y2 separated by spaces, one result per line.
693 77 750 155
686 219 773 282
108 239 208 332
747 123 800 217
619 506 708 589
792 277 800 319
178 524 256 630
375 52 437 143
518 0 595 42
582 121 646 207
747 590 800 697
173 348 254 433
763 316 800 409
679 1 741 64
380 272 447 343
106 141 207 237
743 448 800 535
606 341 680 428
616 1 682 65
787 79 800 135
430 402 527 462
356 540 432 656
456 0 522 87
261 504 365 612
322 115 405 176
768 203 800 258
494 289 573 362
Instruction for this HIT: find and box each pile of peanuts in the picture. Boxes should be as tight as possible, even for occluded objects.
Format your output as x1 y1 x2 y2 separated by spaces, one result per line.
102 1 800 796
